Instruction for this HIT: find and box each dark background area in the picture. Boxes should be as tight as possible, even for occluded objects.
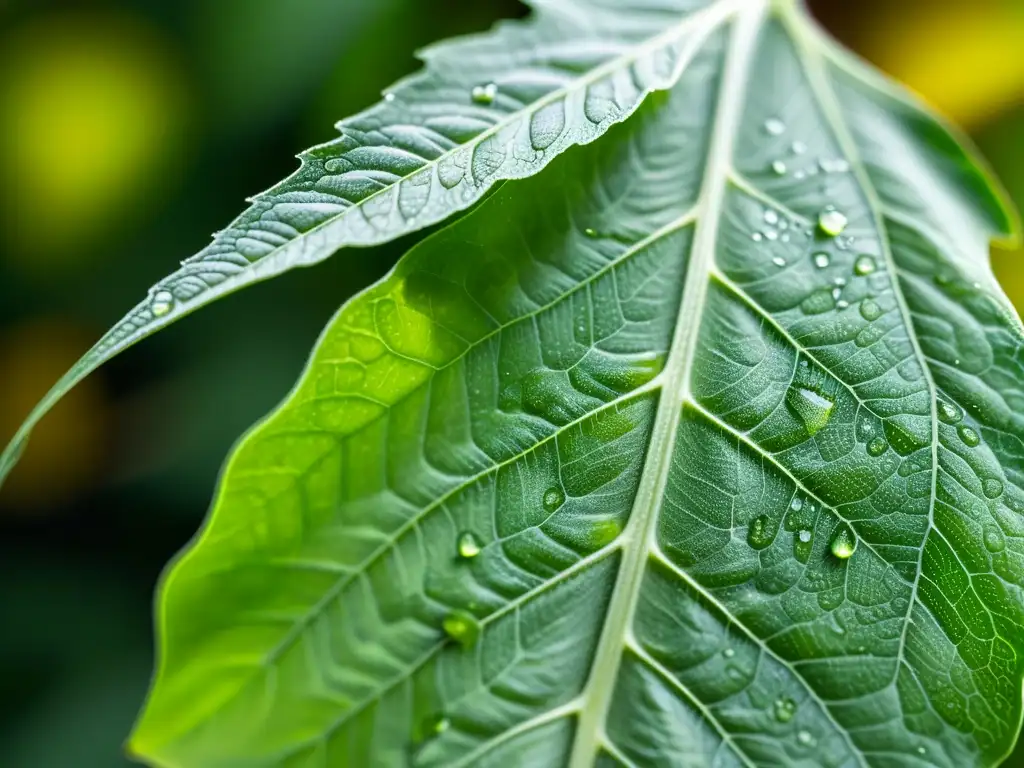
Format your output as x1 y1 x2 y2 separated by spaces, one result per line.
0 0 1022 765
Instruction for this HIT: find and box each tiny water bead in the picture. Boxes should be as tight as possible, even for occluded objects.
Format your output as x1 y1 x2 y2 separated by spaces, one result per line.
984 525 1006 554
384 92 396 103
765 118 786 136
830 525 857 560
584 227 598 238
748 515 776 550
853 254 877 276
442 611 481 649
867 436 888 457
457 531 481 559
587 518 623 549
818 208 848 237
432 717 451 735
813 252 831 269
797 730 816 747
722 647 736 659
791 141 807 155
859 298 882 322
543 486 565 511
937 400 963 424
983 478 1004 499
151 290 174 317
786 386 835 436
772 160 787 175
773 697 798 723
958 425 981 447
772 257 787 268
471 82 498 105
790 497 804 512
794 528 814 563
764 210 780 225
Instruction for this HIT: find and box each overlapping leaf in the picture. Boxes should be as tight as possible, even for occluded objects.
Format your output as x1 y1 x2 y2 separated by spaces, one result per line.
129 1 1024 767
0 0 739 488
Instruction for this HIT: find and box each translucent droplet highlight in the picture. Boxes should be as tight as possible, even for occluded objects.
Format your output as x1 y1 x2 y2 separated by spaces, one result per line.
442 611 481 648
958 425 980 447
830 525 857 560
457 532 481 559
774 697 798 723
983 478 1004 499
818 209 848 237
786 386 835 436
764 118 786 136
471 83 498 105
151 290 174 317
854 255 877 276
812 252 830 269
748 515 776 550
543 486 565 511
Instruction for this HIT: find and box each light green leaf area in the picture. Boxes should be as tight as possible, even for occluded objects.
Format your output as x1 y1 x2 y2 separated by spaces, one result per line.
0 0 734 489
132 3 1024 767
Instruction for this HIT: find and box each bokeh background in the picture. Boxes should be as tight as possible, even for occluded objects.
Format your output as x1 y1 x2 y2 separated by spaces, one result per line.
0 0 1022 765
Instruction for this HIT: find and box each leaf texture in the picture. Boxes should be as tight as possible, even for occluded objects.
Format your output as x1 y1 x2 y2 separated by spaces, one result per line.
132 2 1024 767
0 0 738 489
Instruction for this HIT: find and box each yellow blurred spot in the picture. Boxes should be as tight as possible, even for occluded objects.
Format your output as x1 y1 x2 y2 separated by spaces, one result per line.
0 13 188 266
0 321 109 510
865 0 1024 126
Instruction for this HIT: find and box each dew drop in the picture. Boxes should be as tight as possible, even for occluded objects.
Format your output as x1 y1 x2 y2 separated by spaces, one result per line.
457 531 481 559
584 227 597 238
764 210 780 225
587 518 623 549
792 141 807 155
433 716 450 735
442 611 481 648
765 118 786 136
384 92 396 103
772 257 787 267
867 437 888 457
791 497 804 512
773 697 798 723
151 290 174 317
983 478 1004 499
859 299 882 322
937 401 962 424
797 730 816 746
772 160 787 175
958 425 981 447
543 486 565 511
983 525 1006 553
765 229 779 241
918 747 927 756
836 300 849 310
748 515 776 550
830 525 857 560
722 647 736 659
786 386 835 436
798 529 812 543
471 83 498 105
801 288 836 315
813 252 831 269
818 209 848 237
752 232 764 242
854 254 877 276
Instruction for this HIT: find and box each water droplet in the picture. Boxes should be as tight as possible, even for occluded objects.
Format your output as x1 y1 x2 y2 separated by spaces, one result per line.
543 487 565 511
772 160 787 175
765 229 779 241
442 611 481 648
773 697 798 723
983 479 1004 499
917 747 927 756
457 532 481 559
859 299 882 322
801 288 836 315
867 437 888 456
471 83 498 105
854 255 877 276
722 647 736 659
752 232 764 242
765 118 786 136
772 257 787 267
748 515 776 550
384 92 396 103
433 717 450 734
584 227 597 238
836 300 849 309
764 210 780 225
786 386 835 436
958 425 981 447
937 401 962 424
792 141 807 155
830 525 857 560
587 518 623 549
813 252 830 269
798 529 812 543
983 525 1006 553
151 290 174 317
818 209 848 237
797 730 816 746
791 497 804 512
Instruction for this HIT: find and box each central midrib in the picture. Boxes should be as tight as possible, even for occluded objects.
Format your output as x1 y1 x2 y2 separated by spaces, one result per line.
568 3 768 766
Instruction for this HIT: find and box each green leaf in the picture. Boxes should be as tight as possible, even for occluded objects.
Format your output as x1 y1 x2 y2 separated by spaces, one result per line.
131 1 1024 767
0 0 736 490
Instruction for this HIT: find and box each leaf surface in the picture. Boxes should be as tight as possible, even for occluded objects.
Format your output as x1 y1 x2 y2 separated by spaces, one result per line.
0 0 735 488
132 2 1024 767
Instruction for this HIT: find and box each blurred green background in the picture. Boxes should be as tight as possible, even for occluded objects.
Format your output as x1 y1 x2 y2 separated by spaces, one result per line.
0 0 1022 765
